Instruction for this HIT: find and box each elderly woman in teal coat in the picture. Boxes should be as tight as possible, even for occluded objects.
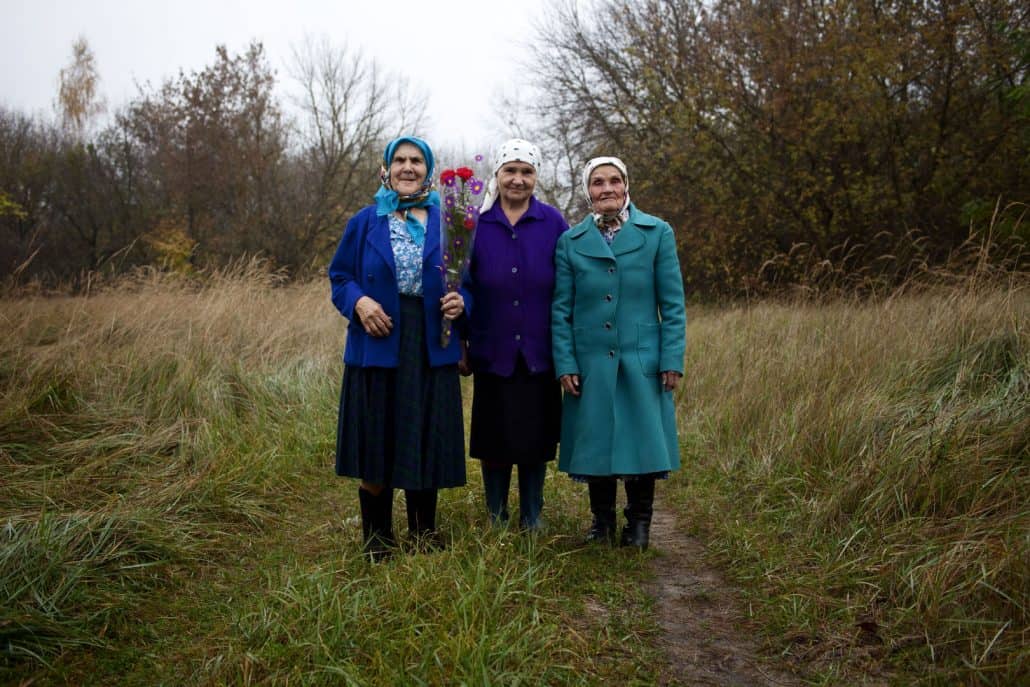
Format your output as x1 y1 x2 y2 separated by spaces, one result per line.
551 156 686 550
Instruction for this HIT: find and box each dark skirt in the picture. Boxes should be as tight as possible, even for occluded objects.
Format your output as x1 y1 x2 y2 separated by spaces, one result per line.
469 354 561 466
335 295 466 490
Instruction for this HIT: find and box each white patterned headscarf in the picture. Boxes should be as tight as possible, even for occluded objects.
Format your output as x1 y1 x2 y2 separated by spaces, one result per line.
479 138 542 213
582 156 631 242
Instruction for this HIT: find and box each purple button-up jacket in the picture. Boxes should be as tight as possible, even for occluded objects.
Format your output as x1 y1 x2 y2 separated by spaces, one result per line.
463 196 569 377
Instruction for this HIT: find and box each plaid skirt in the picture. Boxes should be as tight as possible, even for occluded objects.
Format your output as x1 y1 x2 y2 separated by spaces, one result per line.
334 295 466 490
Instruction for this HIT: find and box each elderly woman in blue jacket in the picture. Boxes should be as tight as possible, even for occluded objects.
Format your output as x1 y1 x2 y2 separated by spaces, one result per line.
329 136 468 561
551 156 686 550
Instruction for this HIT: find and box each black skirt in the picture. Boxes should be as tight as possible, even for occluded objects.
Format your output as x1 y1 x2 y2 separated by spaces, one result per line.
335 295 466 490
469 354 561 465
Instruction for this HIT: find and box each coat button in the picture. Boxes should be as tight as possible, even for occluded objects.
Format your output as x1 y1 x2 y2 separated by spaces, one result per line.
515 334 521 341
604 322 612 329
511 233 518 240
511 267 518 273
605 294 612 301
608 350 615 358
513 300 519 306
608 266 615 274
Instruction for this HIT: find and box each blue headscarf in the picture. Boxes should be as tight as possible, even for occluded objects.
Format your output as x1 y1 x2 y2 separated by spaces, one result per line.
374 136 440 246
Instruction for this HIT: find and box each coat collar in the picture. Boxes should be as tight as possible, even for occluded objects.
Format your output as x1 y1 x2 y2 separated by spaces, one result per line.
367 207 441 271
422 207 441 261
367 213 396 272
480 194 547 227
569 203 654 258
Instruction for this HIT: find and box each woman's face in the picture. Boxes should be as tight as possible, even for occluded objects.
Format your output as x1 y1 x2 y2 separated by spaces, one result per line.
389 143 428 196
497 161 537 206
587 165 626 214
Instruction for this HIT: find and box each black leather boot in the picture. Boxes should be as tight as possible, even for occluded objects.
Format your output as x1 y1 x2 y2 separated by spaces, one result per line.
358 487 395 562
405 488 442 551
377 487 396 548
621 477 655 550
585 479 618 544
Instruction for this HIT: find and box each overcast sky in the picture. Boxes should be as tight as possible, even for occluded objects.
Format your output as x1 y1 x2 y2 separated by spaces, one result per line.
1 0 553 153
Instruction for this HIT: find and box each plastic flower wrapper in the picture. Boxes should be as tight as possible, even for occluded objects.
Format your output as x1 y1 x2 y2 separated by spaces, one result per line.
437 156 486 347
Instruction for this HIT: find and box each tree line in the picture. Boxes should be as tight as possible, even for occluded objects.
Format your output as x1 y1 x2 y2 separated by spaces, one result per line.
520 0 1028 295
0 39 426 287
2 1 1028 297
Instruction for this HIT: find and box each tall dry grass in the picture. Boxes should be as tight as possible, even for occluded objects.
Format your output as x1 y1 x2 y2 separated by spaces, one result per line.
1 260 343 666
2 256 1026 684
673 280 1028 684
2 260 659 685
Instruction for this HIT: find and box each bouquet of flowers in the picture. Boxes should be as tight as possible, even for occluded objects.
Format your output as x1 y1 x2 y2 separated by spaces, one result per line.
437 155 486 347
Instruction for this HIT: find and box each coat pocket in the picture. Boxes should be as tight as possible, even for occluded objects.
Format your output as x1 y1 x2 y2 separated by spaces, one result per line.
572 325 587 359
636 323 660 376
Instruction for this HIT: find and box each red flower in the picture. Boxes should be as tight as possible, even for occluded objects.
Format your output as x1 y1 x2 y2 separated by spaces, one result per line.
440 169 456 184
456 167 474 181
463 218 475 229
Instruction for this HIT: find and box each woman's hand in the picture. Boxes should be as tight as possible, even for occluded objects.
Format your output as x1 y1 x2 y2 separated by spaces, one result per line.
354 296 393 337
440 291 465 321
560 374 581 397
660 371 682 392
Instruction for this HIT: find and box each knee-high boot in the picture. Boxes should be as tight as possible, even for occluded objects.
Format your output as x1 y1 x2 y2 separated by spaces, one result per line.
358 486 395 561
405 488 442 550
621 477 655 550
585 479 618 544
481 463 512 525
517 462 546 531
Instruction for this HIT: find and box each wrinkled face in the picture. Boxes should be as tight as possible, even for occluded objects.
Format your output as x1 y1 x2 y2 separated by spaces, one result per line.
498 161 536 205
587 165 626 214
389 143 428 196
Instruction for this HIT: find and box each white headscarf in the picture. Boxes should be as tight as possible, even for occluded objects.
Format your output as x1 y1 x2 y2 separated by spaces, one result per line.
582 156 631 233
479 138 542 213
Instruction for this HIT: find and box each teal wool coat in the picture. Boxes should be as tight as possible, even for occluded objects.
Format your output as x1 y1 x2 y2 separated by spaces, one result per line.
551 204 686 477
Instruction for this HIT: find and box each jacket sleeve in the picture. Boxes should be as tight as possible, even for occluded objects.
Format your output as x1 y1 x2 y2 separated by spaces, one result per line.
655 223 687 373
551 234 579 377
328 212 367 321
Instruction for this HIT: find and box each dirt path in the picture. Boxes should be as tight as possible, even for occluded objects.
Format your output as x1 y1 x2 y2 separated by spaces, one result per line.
646 508 805 686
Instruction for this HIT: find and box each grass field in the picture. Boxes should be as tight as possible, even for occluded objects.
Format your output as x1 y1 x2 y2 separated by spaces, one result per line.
2 264 1026 685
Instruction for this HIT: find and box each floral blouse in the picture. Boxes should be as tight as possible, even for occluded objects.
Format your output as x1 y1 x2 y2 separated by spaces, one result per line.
389 214 424 296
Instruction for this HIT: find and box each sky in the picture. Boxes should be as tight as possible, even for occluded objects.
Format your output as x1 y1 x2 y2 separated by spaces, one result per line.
1 0 553 153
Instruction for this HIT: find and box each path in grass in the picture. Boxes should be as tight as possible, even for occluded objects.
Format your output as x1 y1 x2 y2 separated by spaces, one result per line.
647 505 804 686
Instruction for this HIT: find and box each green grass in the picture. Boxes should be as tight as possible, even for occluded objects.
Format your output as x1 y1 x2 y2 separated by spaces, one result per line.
670 285 1028 685
2 265 1026 685
1 267 661 686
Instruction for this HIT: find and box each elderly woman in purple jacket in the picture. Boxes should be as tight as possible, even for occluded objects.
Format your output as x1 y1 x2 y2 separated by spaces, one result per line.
461 139 569 530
